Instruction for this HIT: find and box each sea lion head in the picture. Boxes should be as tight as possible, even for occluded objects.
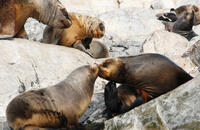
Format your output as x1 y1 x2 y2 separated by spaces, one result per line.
98 58 125 82
176 4 200 25
173 11 196 32
34 0 71 29
89 19 105 38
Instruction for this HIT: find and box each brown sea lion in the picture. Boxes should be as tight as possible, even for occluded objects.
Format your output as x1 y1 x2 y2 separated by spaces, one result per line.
42 12 105 57
104 81 144 115
99 53 193 105
172 11 198 41
6 65 99 130
0 0 72 39
87 40 109 59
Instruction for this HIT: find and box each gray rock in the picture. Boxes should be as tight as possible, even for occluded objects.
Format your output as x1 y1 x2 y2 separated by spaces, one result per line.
143 30 198 76
104 75 200 130
24 18 46 42
0 39 106 128
175 0 200 7
99 8 164 46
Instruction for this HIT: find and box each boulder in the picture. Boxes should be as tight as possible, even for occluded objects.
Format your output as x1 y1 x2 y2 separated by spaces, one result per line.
183 40 200 70
97 8 164 57
0 39 106 127
60 0 118 15
175 0 200 7
104 75 200 130
143 30 198 76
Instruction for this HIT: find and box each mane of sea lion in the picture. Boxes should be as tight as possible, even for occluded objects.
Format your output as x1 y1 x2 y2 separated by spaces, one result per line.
87 40 109 59
6 65 99 130
172 11 198 41
98 53 193 104
104 81 144 116
0 0 71 39
42 12 105 57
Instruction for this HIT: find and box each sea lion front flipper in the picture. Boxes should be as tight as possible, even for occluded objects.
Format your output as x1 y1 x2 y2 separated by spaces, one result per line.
121 95 144 113
74 42 94 58
15 26 28 39
81 37 93 49
104 81 121 113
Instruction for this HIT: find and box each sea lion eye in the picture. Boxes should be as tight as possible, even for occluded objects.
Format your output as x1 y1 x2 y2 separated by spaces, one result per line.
99 23 105 31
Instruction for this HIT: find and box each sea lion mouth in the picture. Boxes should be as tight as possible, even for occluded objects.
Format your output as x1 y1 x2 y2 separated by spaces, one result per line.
98 66 110 79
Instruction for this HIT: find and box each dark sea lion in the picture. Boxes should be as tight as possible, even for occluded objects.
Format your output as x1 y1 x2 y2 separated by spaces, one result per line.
87 40 109 59
6 65 99 130
157 5 200 24
0 0 72 39
42 12 105 57
172 11 198 41
104 81 144 115
98 53 193 104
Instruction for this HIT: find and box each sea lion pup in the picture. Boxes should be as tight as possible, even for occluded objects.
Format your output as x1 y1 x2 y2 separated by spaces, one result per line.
87 40 109 59
42 12 105 57
172 11 198 41
104 82 144 116
6 65 99 130
98 53 193 104
0 0 72 39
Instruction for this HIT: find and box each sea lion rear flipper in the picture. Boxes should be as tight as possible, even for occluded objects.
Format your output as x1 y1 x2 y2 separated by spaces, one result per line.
121 95 144 113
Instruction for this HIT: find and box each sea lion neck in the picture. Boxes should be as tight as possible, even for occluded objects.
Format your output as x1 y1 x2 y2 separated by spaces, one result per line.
29 0 57 26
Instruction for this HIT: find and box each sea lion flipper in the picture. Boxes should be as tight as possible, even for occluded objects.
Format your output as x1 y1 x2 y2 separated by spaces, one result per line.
74 42 94 58
121 96 144 113
104 81 121 113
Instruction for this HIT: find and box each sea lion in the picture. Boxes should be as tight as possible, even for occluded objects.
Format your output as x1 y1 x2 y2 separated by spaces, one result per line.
98 53 193 104
157 4 200 24
172 11 198 41
0 0 72 39
42 12 105 57
6 65 99 130
87 40 109 59
104 81 144 115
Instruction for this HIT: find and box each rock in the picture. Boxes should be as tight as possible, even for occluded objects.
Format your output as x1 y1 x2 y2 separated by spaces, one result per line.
60 0 118 15
183 40 200 70
175 0 200 8
143 30 198 76
119 0 155 8
24 18 46 42
104 75 200 130
99 8 164 52
150 0 176 9
0 39 106 126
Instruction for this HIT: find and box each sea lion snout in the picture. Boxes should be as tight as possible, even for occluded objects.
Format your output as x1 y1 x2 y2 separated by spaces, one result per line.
90 64 99 76
92 21 105 38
